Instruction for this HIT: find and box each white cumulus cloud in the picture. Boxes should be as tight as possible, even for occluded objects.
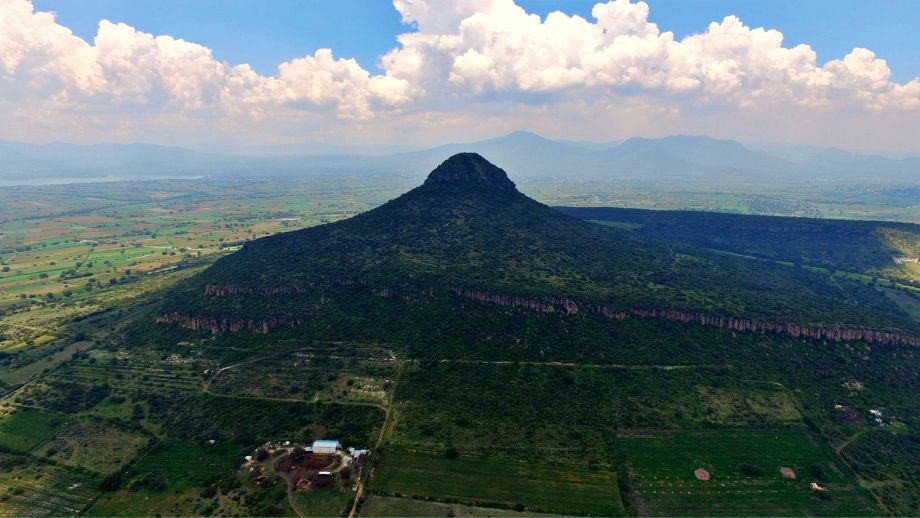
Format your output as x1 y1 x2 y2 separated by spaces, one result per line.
383 0 920 110
0 0 917 148
0 0 412 121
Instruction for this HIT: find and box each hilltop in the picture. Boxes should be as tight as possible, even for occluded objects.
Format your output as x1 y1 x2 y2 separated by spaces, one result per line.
160 153 916 343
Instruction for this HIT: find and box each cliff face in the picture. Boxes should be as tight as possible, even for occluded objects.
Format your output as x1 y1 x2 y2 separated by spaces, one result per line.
156 312 300 333
452 288 920 347
159 282 920 346
203 285 306 296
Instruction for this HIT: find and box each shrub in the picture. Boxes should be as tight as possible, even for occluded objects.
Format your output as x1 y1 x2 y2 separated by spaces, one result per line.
809 463 831 483
740 463 764 476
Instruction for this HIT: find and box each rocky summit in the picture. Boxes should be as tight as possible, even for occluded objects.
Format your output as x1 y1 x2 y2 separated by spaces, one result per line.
423 153 517 192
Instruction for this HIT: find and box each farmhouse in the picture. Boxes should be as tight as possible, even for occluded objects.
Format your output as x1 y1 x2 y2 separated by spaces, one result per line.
312 439 341 454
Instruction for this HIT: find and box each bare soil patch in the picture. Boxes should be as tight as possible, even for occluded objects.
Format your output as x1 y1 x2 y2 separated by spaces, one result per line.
694 467 710 481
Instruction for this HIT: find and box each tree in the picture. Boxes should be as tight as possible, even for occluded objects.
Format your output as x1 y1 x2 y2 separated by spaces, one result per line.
740 463 764 476
290 446 306 462
132 403 145 420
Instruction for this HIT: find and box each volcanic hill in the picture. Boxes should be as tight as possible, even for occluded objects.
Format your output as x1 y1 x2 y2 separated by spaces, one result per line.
159 153 918 346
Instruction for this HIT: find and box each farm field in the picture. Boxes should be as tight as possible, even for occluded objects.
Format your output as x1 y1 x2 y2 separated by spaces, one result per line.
359 495 555 516
0 176 413 353
206 346 396 404
0 409 60 452
620 429 876 516
36 420 150 474
88 440 248 516
0 453 99 515
370 450 625 515
291 487 355 517
839 429 920 515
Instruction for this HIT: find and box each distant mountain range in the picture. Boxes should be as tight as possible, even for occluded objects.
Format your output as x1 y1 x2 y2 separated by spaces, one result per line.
1 131 918 184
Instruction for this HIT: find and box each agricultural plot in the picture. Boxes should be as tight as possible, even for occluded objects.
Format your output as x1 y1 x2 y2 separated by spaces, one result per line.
839 429 920 515
90 440 246 516
36 420 150 474
292 488 355 517
206 348 395 404
131 440 245 487
0 176 412 353
360 495 555 516
620 429 876 516
0 409 60 452
0 340 94 385
48 358 201 393
392 362 803 466
0 453 99 516
696 385 802 425
370 451 625 516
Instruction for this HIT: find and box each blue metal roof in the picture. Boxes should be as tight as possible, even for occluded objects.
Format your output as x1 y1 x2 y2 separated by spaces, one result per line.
312 439 340 448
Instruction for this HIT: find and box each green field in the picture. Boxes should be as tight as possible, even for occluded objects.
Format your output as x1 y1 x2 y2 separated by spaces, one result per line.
360 495 554 516
129 440 244 488
0 409 60 451
620 429 876 516
36 420 150 474
292 487 355 517
371 451 625 515
89 440 248 516
0 453 99 515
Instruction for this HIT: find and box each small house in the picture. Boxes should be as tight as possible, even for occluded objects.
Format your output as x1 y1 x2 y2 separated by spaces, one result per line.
312 439 341 454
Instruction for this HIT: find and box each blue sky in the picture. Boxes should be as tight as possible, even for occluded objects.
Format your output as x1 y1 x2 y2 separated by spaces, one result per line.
34 0 920 82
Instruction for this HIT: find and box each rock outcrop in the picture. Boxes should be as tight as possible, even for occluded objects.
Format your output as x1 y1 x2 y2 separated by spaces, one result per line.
453 288 920 347
161 282 920 345
204 285 306 296
156 312 300 333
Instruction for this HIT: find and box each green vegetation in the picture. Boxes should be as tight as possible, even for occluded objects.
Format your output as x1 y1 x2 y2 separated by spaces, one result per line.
562 206 920 288
621 429 874 516
36 421 149 474
1 157 919 515
840 430 920 515
372 451 624 515
0 453 99 515
0 410 60 452
359 495 549 517
171 156 915 337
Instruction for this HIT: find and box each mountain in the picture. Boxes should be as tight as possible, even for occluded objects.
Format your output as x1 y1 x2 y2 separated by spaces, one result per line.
0 141 230 179
3 132 918 184
160 153 917 344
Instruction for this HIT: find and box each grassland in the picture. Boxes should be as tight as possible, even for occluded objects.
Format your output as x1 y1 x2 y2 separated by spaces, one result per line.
620 429 875 516
205 347 396 404
291 487 355 517
371 451 625 515
0 409 60 452
36 420 150 474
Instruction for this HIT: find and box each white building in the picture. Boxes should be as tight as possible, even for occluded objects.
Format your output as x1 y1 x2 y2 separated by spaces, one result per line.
312 439 341 454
